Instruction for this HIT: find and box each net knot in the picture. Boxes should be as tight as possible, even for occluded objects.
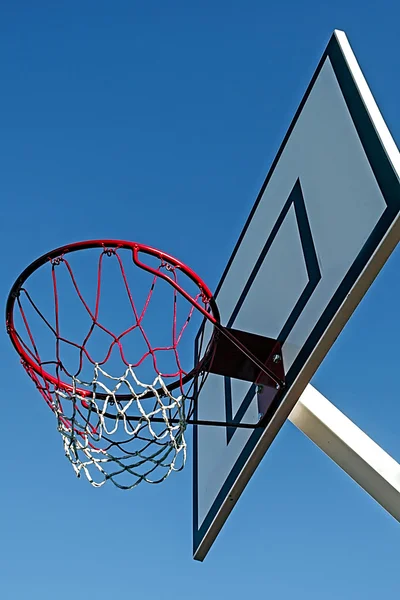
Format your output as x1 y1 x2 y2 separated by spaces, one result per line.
50 255 64 266
102 246 118 256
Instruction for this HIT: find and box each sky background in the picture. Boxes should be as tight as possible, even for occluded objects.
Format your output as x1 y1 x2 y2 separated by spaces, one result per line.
1 1 400 598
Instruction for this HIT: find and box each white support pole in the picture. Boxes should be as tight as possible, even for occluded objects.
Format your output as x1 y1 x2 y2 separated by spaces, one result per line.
288 385 400 521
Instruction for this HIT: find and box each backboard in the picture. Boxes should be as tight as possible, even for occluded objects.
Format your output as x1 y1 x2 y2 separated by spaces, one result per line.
193 30 400 560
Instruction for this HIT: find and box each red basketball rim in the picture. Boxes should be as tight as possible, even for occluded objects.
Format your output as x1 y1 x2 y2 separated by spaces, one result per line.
6 240 220 400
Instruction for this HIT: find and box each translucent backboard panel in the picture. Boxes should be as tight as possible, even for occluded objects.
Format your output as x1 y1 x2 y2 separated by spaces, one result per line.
193 30 400 560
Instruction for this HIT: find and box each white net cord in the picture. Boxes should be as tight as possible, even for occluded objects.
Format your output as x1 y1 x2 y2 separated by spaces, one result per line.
51 364 188 489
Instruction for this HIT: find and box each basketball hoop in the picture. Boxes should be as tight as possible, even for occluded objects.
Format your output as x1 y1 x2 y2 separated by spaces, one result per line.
6 240 284 489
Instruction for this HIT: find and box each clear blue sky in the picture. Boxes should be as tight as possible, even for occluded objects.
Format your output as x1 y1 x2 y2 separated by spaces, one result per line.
1 2 400 598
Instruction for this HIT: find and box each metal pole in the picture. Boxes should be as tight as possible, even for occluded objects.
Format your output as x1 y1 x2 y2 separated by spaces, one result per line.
289 385 400 522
